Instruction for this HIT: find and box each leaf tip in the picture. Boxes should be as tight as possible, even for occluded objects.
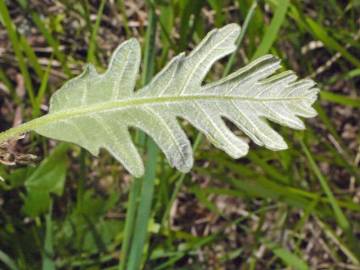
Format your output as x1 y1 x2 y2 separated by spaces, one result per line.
268 141 288 151
132 168 145 178
126 37 140 49
171 146 194 174
221 23 241 36
84 63 98 76
109 37 141 68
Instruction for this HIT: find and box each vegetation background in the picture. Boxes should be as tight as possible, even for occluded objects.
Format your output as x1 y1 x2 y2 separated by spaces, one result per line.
0 0 359 269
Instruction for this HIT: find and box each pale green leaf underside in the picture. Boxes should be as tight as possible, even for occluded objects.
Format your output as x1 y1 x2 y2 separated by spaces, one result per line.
35 24 319 177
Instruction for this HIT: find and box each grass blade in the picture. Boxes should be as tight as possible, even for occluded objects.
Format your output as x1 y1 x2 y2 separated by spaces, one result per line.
116 0 131 37
316 217 360 265
87 0 107 63
15 0 72 76
320 90 360 108
42 202 55 270
252 0 289 59
34 58 53 117
0 68 14 96
0 0 36 107
127 141 159 270
300 140 350 230
305 17 360 68
19 35 43 79
118 178 142 270
0 250 19 270
224 0 258 75
264 241 309 270
122 2 158 269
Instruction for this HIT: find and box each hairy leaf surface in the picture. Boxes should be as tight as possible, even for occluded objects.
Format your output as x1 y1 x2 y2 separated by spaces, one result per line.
35 24 319 177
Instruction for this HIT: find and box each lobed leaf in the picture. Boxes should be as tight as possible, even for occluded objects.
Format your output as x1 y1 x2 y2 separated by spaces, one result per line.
34 24 319 177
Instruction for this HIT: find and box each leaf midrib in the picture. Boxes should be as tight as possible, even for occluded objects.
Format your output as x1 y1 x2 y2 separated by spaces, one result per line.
37 94 308 127
0 90 311 146
0 94 308 143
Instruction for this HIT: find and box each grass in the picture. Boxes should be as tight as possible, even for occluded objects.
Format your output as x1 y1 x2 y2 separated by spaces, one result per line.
123 3 158 269
0 0 36 107
252 0 289 59
0 0 359 269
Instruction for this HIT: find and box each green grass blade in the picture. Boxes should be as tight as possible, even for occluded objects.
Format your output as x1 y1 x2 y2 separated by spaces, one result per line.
123 2 158 269
0 0 36 107
300 140 350 231
34 58 52 117
320 90 360 108
87 0 107 63
0 250 19 270
19 35 43 79
224 0 258 75
316 217 360 265
314 105 360 183
31 13 71 76
178 0 205 52
207 0 225 26
118 178 142 270
305 17 360 68
252 0 289 59
15 0 72 76
0 68 14 96
42 202 55 270
116 0 131 37
346 68 360 79
140 5 157 86
247 151 287 183
264 241 309 270
127 141 159 270
79 0 93 36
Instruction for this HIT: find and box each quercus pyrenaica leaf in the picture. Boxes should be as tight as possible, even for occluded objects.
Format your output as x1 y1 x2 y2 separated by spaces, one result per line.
2 24 319 177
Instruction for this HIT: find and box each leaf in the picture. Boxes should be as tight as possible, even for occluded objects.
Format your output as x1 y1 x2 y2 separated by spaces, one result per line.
31 24 318 177
23 143 68 217
264 240 310 270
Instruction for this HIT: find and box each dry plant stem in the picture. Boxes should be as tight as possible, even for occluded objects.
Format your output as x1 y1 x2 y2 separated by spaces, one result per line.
0 119 38 144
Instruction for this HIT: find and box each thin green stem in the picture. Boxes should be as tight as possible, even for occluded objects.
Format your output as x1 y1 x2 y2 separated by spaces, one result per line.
42 201 55 270
19 1 72 77
76 149 87 211
87 0 107 63
118 177 142 270
224 0 258 75
0 119 39 145
33 57 53 117
300 140 349 231
126 2 158 269
127 140 158 270
301 139 360 259
116 0 131 37
252 0 290 60
119 2 157 269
